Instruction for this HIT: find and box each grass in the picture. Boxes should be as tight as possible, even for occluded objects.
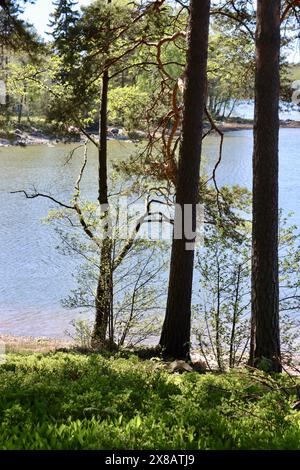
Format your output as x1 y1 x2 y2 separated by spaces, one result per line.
0 352 300 450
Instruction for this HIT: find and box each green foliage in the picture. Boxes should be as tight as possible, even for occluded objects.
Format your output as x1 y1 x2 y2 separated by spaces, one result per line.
207 28 255 118
65 319 93 349
255 357 274 373
45 174 169 348
1 1 296 127
289 64 300 82
194 224 251 371
194 213 300 370
6 55 50 121
0 352 300 450
108 85 150 131
0 0 39 50
49 0 80 55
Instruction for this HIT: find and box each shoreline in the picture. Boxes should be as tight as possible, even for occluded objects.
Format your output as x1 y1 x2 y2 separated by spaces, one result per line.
0 126 135 148
0 333 73 354
216 119 300 132
1 120 300 148
1 333 299 376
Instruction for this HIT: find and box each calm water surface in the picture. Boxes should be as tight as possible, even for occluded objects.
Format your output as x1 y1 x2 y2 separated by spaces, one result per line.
0 129 299 337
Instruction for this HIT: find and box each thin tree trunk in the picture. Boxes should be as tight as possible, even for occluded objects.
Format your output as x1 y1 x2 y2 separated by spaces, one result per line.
17 101 23 124
17 83 26 125
92 68 114 348
159 0 211 360
229 264 241 368
98 71 109 209
92 2 113 347
215 258 223 370
4 54 9 122
249 0 282 372
93 239 113 345
226 98 237 119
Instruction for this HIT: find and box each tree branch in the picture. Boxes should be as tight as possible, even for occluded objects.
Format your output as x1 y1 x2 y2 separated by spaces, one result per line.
10 190 74 209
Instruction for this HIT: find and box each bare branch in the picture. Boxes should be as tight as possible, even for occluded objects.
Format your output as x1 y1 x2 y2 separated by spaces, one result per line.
203 107 224 216
113 197 173 271
11 144 101 248
10 190 74 210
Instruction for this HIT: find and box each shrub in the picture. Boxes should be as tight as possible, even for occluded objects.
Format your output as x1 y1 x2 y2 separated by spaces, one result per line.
0 352 300 449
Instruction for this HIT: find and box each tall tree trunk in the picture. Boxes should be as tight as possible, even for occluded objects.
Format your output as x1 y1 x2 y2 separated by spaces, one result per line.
92 0 114 348
249 0 282 372
92 68 114 348
159 0 211 360
17 100 23 124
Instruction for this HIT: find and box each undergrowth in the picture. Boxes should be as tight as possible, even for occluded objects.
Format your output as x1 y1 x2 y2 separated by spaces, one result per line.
0 352 300 450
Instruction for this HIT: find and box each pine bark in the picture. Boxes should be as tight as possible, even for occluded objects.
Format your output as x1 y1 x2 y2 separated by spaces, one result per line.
249 0 282 372
159 0 210 360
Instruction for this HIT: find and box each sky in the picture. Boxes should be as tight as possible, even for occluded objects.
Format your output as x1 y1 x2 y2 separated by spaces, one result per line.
22 0 299 63
22 0 92 38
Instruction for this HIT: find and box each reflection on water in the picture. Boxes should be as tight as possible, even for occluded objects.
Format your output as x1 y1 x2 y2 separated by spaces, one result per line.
0 129 299 338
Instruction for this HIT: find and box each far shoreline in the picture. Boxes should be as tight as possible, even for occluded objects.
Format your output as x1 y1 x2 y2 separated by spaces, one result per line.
1 119 300 148
0 333 73 354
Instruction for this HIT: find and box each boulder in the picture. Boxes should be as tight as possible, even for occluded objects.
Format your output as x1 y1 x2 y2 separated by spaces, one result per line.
169 360 193 373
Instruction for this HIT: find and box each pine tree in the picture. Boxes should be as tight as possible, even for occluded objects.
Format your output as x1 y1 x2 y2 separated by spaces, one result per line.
48 0 79 56
159 0 211 360
249 0 282 373
0 0 37 48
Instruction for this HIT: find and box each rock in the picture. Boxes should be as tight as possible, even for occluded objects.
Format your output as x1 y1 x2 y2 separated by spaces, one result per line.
110 128 119 135
169 360 193 373
67 126 80 134
192 360 207 373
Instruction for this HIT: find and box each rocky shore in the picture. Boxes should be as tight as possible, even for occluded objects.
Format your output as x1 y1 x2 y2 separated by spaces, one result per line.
0 126 134 147
1 120 299 148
